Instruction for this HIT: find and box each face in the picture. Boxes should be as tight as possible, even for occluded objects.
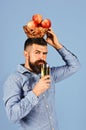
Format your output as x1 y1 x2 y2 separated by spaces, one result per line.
24 44 48 74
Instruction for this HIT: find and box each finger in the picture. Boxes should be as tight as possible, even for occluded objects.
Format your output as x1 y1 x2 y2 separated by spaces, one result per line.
47 28 54 34
45 78 51 84
43 75 51 80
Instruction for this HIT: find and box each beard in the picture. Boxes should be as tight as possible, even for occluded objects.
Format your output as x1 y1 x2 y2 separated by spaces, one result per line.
29 59 46 74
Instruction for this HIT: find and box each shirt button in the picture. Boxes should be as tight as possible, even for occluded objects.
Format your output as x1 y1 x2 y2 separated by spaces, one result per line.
43 94 45 97
50 116 52 119
46 105 48 108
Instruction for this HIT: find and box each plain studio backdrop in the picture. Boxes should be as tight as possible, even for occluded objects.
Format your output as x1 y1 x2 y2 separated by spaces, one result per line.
0 0 86 130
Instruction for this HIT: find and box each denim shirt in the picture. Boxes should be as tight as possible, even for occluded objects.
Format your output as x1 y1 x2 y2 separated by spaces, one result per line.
3 47 80 130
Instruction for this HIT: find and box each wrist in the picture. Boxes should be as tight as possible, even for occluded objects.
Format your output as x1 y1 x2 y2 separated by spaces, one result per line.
32 89 40 97
54 43 63 50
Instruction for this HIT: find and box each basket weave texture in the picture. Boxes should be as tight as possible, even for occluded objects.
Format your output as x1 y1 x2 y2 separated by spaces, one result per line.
23 25 48 38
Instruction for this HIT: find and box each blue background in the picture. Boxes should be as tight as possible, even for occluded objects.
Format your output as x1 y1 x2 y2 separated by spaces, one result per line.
0 0 86 130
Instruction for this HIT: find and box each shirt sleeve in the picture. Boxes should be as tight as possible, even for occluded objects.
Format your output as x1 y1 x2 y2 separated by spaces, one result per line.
51 46 80 83
3 75 39 122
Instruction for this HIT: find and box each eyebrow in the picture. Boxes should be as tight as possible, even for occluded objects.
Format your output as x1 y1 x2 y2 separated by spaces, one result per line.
35 50 48 54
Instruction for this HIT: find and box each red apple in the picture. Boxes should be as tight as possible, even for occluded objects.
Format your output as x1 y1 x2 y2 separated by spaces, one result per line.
27 20 37 28
32 14 43 24
41 19 51 28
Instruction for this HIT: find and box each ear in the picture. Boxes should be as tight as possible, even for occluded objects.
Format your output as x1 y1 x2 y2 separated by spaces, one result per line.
24 51 28 58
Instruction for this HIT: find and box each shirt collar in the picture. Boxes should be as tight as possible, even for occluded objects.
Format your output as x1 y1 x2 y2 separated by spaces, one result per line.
17 64 41 77
17 64 31 74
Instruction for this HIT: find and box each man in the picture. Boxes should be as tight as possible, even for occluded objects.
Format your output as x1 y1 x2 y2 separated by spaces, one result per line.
3 29 80 130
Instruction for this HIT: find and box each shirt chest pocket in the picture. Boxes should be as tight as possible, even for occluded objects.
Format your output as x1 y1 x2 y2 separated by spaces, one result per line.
23 77 37 96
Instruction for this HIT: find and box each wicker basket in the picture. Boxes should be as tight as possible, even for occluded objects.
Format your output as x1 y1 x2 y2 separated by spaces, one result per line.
23 25 48 38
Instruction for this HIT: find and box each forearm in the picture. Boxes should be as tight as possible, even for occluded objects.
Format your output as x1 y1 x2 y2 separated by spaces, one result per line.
58 46 80 67
51 46 80 83
5 91 39 122
54 42 63 50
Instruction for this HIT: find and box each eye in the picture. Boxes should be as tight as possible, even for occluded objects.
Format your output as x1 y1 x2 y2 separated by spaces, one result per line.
43 52 48 55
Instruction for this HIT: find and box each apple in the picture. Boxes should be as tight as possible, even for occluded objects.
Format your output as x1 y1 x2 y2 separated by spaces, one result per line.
27 20 37 28
41 19 51 28
32 14 43 24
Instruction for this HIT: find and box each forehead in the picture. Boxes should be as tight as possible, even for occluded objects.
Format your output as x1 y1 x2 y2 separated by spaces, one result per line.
31 44 48 52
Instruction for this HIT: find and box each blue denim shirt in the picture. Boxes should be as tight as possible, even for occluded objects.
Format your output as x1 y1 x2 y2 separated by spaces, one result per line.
3 47 80 130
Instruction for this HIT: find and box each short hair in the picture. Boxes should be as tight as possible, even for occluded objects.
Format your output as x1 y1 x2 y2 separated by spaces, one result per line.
24 38 47 50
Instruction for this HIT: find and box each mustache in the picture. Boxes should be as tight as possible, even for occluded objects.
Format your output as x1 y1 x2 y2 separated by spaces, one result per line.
35 60 46 64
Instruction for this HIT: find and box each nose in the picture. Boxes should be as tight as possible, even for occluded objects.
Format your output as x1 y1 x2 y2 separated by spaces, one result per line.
39 53 45 60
